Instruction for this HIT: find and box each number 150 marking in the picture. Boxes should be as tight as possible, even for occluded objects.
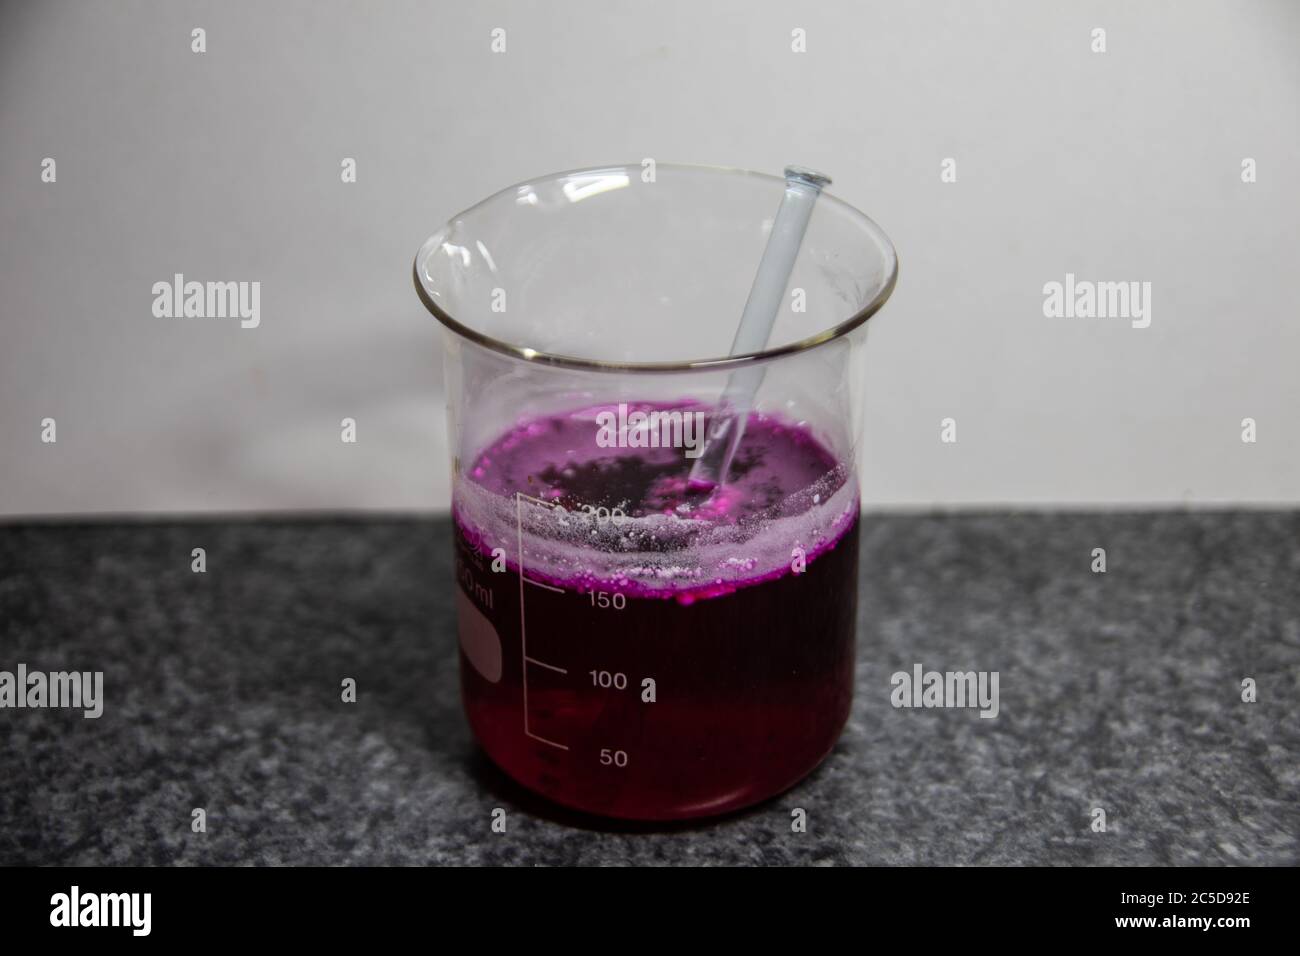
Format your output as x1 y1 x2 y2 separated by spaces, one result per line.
589 590 625 610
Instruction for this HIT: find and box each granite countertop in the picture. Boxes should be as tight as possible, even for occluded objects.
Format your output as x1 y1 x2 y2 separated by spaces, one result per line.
1 512 1296 866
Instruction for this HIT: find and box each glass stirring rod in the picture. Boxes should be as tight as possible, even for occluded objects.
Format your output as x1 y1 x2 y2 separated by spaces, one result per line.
687 166 831 494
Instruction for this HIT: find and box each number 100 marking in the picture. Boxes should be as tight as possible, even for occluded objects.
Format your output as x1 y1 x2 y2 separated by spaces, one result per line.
590 670 627 689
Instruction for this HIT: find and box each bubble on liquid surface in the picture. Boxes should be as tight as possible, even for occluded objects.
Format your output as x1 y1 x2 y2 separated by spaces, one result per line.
452 401 858 599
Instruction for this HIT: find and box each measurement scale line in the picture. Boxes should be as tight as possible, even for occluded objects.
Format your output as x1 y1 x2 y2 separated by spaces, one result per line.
516 491 559 508
524 656 568 674
523 577 564 593
516 491 568 752
516 493 529 737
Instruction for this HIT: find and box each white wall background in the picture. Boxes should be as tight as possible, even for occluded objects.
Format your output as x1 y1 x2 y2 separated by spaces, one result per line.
1 0 1297 517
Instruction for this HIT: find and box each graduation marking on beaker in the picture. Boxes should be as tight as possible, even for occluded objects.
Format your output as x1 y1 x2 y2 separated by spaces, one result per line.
516 491 571 751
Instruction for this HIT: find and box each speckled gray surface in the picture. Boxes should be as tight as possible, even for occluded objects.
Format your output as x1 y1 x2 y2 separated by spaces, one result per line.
1 513 1296 866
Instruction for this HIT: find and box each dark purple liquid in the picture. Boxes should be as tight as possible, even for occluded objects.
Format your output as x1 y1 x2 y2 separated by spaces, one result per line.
452 403 858 820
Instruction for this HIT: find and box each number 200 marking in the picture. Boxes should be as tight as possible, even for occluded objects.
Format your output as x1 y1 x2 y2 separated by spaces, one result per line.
581 505 627 526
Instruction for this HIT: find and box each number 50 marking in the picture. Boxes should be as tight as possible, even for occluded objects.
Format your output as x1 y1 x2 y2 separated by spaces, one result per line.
599 748 629 768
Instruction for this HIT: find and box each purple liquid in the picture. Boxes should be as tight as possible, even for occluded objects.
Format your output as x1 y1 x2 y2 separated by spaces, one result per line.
452 402 858 820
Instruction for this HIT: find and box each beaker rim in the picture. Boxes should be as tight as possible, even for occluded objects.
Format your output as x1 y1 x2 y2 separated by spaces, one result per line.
412 162 898 373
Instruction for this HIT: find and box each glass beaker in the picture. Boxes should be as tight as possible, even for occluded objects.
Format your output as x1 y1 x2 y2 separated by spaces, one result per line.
414 164 897 821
